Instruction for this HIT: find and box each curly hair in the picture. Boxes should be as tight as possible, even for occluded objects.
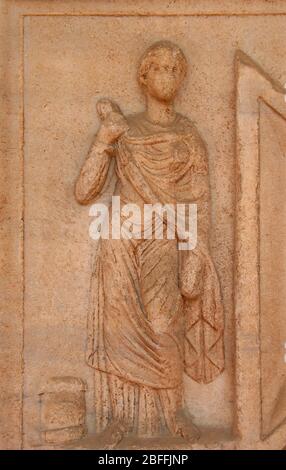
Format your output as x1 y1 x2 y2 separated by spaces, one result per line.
138 41 187 87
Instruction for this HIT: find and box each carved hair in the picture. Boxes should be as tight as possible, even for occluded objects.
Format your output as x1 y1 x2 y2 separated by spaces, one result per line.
138 41 187 87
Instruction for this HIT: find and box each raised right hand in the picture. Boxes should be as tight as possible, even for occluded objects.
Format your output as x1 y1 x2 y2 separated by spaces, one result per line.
96 98 129 145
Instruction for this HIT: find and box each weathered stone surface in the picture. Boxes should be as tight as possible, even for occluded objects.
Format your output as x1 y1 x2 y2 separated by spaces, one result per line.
1 0 286 450
39 377 87 444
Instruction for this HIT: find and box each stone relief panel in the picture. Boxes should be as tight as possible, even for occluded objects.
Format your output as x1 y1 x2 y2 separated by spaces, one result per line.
2 0 286 450
74 41 224 446
23 15 237 448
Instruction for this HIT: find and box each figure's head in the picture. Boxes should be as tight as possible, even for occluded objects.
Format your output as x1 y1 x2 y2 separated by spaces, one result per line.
138 41 187 103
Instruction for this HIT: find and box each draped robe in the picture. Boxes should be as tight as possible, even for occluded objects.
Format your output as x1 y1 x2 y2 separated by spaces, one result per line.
75 112 224 436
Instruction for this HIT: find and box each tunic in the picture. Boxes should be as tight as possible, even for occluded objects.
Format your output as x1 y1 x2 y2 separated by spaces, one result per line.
75 112 224 435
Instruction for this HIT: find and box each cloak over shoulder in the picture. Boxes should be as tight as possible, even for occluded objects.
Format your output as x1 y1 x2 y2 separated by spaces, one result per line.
84 113 224 386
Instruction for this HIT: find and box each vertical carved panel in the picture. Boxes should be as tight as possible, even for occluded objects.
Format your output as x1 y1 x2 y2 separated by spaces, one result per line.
236 51 286 445
259 101 286 437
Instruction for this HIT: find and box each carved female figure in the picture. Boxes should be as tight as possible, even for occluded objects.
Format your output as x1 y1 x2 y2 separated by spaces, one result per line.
75 41 224 445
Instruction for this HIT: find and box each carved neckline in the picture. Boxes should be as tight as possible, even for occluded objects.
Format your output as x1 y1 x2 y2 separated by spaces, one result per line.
142 111 180 128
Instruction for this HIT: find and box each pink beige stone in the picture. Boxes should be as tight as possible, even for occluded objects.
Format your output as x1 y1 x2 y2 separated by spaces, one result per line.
1 0 286 450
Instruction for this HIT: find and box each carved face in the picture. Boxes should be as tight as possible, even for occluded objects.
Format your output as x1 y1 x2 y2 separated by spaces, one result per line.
139 46 186 103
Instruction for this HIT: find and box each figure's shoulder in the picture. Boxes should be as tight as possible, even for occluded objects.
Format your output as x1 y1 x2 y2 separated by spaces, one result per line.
176 115 208 170
124 112 206 148
126 112 144 123
125 112 149 137
125 112 197 133
175 114 203 139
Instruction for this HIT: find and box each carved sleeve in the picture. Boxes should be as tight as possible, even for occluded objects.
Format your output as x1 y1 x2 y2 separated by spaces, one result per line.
75 140 114 205
186 132 210 248
192 151 210 248
182 133 224 385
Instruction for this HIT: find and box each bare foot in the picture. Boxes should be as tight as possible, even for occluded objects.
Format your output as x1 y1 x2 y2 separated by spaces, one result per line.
174 411 200 443
97 420 128 450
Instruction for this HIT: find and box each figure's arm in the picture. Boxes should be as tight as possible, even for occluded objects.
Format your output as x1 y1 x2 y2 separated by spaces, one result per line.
179 132 211 298
189 143 210 250
179 131 210 250
75 99 129 205
75 139 114 205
